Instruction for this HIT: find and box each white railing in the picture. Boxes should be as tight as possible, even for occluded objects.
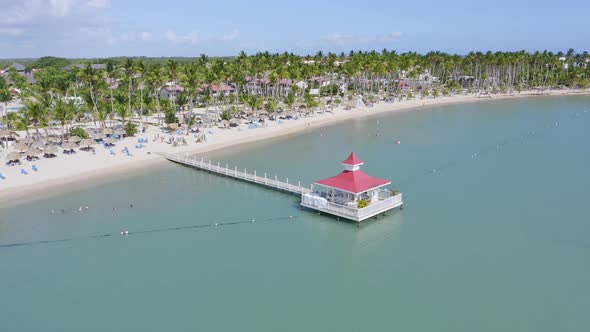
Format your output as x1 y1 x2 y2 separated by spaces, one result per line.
357 194 403 219
162 153 309 194
303 193 403 220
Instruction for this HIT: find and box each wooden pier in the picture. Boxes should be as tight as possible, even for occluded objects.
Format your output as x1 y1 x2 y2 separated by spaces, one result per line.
159 152 311 195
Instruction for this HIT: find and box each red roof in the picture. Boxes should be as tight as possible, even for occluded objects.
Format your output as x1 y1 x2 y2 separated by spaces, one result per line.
316 170 390 193
341 152 364 166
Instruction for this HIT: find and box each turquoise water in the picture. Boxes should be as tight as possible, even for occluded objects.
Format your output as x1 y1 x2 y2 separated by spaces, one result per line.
1 96 590 331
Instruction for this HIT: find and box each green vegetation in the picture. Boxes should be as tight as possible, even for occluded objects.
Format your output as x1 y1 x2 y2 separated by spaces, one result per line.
124 122 138 137
357 199 369 208
34 56 70 69
1 48 589 137
69 127 89 139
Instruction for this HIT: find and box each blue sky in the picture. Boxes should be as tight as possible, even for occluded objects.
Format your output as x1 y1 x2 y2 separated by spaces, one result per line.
0 0 587 58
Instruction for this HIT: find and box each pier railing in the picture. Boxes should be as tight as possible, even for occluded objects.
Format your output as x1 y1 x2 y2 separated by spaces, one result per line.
159 152 311 195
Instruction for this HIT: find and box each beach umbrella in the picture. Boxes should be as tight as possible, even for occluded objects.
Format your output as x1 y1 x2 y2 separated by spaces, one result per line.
0 129 10 137
20 137 34 145
62 142 78 149
31 133 44 141
92 132 106 140
68 136 82 143
103 128 114 135
114 129 125 136
31 141 45 149
104 137 117 145
6 151 20 161
44 145 58 154
46 137 60 143
14 141 29 152
24 148 41 157
220 120 230 127
80 138 96 147
168 123 178 130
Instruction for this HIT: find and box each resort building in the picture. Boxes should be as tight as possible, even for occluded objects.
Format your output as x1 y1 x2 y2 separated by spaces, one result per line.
301 152 403 223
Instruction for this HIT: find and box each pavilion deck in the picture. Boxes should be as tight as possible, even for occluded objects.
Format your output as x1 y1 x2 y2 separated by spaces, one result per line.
301 190 403 222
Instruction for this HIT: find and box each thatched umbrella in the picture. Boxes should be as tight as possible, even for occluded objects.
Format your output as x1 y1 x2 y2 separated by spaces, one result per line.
62 142 78 149
103 128 114 135
0 128 10 137
104 137 117 145
31 133 44 141
168 123 178 130
20 137 34 145
80 138 96 147
220 120 230 127
14 141 29 152
31 141 45 150
46 137 60 143
25 148 41 157
6 151 21 161
93 132 106 140
114 128 125 136
44 144 58 155
68 136 82 143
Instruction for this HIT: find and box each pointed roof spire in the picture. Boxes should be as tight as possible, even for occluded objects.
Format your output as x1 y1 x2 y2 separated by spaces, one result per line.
341 152 364 166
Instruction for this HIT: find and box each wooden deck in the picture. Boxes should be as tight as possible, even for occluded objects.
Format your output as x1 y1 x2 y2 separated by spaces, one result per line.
159 152 311 195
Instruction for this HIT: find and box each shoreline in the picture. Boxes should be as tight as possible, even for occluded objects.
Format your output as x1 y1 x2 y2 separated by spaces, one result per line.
1 89 589 207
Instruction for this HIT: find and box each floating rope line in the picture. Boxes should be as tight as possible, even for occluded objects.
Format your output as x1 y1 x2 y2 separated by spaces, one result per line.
0 215 299 249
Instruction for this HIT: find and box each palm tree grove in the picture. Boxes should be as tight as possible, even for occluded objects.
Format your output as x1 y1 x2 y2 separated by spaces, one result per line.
1 49 589 137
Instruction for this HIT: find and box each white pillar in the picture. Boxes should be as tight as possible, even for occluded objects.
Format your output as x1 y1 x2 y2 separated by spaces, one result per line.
254 170 257 182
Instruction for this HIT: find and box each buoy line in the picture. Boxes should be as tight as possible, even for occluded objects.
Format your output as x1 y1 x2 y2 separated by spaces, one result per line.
0 215 300 249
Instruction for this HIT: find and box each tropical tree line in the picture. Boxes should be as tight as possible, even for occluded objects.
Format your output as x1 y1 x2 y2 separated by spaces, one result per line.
1 48 589 136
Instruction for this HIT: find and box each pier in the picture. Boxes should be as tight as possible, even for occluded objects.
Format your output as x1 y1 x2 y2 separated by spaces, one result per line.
159 152 311 195
160 152 403 223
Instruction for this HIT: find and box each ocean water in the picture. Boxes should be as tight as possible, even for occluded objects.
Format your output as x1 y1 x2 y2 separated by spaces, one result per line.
1 96 590 331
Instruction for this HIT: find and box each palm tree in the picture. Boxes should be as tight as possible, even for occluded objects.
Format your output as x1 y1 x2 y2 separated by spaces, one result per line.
22 98 47 135
106 60 117 127
135 60 146 131
166 59 179 111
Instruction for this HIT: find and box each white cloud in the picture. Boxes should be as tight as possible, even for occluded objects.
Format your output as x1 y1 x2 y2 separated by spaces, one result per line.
164 30 200 45
87 0 111 8
324 32 403 46
222 29 240 41
140 31 153 41
0 27 25 36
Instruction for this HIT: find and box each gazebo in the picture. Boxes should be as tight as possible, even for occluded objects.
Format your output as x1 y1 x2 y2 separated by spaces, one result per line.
301 152 403 223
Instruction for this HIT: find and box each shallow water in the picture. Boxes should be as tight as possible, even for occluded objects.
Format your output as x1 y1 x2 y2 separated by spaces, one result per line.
1 96 590 331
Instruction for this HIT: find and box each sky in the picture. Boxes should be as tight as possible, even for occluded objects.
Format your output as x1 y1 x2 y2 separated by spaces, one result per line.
0 0 588 58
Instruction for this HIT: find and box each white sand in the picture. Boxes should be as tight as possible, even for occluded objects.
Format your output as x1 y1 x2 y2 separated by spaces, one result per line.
1 89 588 206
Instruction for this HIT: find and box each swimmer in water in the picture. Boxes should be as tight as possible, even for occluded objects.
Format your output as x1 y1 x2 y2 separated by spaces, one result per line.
129 204 134 208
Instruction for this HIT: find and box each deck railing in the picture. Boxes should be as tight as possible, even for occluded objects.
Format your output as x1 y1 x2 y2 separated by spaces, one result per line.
303 193 403 220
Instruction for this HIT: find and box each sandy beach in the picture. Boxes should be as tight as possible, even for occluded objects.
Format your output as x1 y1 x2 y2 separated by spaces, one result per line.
1 89 588 206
